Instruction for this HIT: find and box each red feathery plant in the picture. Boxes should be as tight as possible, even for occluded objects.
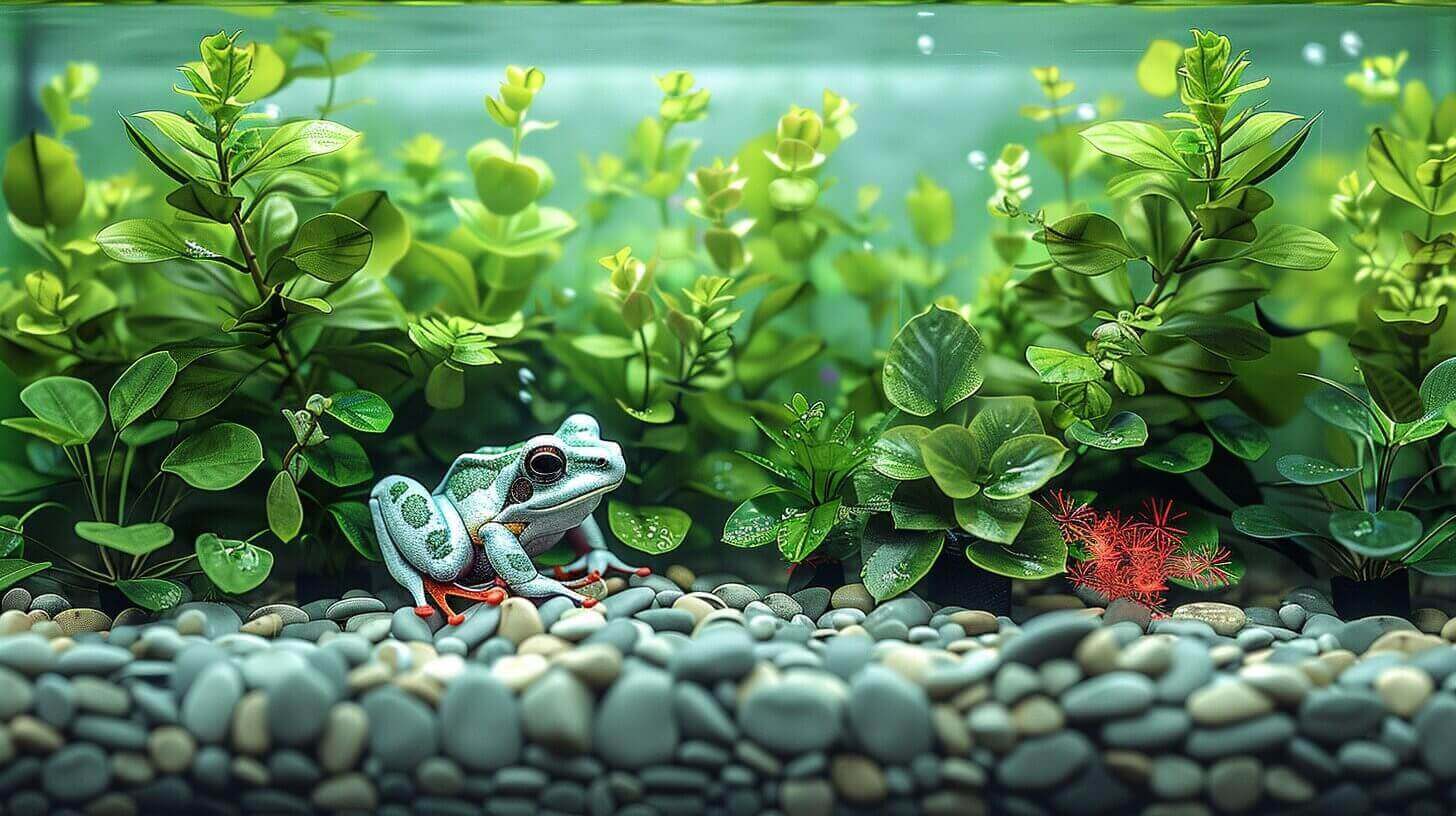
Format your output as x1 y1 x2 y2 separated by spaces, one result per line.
1044 491 1235 614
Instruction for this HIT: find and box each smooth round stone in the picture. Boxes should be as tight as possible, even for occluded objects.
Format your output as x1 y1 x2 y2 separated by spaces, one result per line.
865 595 932 630
0 665 35 719
268 668 337 746
0 634 55 675
738 675 842 754
1188 680 1274 725
1237 628 1275 650
672 682 737 745
169 602 241 637
1413 695 1456 778
993 663 1042 705
43 743 109 803
54 608 110 636
1100 706 1191 750
550 611 607 642
1335 616 1417 654
711 583 760 610
240 613 283 638
762 593 803 621
1001 611 1099 667
1185 713 1297 760
1279 604 1308 630
554 643 623 689
1265 765 1316 802
318 702 369 774
1 587 32 612
1240 664 1312 705
790 588 831 621
439 669 519 771
830 584 875 614
635 608 694 634
1338 740 1397 775
831 754 887 804
847 665 932 763
1155 638 1214 702
1115 636 1173 676
747 615 777 640
595 667 678 768
390 607 436 643
949 610 1000 636
1102 598 1152 631
1149 755 1204 799
436 602 500 649
670 626 754 682
180 661 243 744
280 620 340 641
239 649 308 691
497 598 545 645
147 725 196 774
361 687 438 772
1062 671 1154 721
312 773 378 811
325 597 387 622
601 587 656 619
1412 607 1449 634
997 730 1094 790
415 756 464 796
73 714 148 750
1011 695 1064 736
1207 757 1262 812
251 604 309 626
1299 688 1383 742
56 643 132 675
1373 665 1433 718
521 669 593 754
29 593 70 617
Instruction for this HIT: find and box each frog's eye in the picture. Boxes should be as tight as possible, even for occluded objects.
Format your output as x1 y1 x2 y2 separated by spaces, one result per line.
525 445 567 484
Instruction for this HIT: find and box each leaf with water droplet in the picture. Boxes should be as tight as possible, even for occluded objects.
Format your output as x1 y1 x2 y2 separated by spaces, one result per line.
1329 509 1421 559
1275 454 1360 486
608 500 690 555
1065 411 1147 451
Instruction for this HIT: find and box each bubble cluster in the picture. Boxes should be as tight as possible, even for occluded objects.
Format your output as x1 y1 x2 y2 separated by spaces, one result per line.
1076 103 1098 122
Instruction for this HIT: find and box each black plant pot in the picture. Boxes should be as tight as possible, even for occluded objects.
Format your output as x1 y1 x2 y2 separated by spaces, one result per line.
97 584 131 617
928 534 1012 615
1330 571 1411 620
296 566 374 603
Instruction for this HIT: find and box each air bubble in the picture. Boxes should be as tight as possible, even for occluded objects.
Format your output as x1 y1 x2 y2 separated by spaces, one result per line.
517 389 533 404
1076 103 1097 122
966 150 988 170
518 368 536 385
262 103 281 120
862 240 875 251
917 34 935 56
1302 42 1327 66
1340 31 1363 57
561 287 577 301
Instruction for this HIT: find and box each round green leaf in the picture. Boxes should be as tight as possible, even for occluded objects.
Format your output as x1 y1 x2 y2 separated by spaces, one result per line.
607 500 691 555
919 425 982 499
474 155 540 216
325 389 394 434
3 132 84 228
1065 411 1148 451
860 516 944 602
1042 212 1137 275
334 190 410 277
872 425 930 481
723 490 801 549
1275 454 1360 486
983 435 1066 500
302 434 373 487
16 376 104 445
954 494 1031 546
1232 505 1315 539
95 219 205 264
74 521 174 556
280 213 373 283
161 423 264 491
113 578 185 612
266 472 303 543
0 559 50 591
968 396 1045 462
1136 433 1213 474
767 176 819 212
1329 509 1422 559
195 532 274 595
110 352 179 432
883 305 984 417
964 501 1067 579
1201 406 1270 461
1026 346 1102 384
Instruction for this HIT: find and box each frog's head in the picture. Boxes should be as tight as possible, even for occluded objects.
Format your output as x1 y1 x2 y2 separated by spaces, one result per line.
495 414 625 532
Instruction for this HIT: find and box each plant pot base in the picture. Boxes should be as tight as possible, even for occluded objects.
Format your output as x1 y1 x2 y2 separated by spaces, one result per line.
1330 572 1411 619
928 536 1012 615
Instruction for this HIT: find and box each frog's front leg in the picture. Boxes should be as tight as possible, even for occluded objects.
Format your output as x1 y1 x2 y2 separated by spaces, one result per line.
479 522 599 608
556 515 652 580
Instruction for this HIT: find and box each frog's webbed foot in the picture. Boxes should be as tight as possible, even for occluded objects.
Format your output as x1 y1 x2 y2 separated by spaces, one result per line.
424 577 507 626
556 548 651 580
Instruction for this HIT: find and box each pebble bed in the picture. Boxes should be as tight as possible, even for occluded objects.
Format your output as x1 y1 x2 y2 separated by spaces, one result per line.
3 572 1456 816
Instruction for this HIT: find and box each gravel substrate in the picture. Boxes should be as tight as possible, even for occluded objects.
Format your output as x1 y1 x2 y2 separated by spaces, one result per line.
3 573 1456 815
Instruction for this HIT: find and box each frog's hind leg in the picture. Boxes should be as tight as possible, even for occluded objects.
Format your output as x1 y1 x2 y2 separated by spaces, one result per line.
424 580 507 626
371 475 473 621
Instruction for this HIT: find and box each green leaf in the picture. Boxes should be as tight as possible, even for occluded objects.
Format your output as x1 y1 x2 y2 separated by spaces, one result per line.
1306 381 1385 441
1330 510 1421 559
1275 454 1359 486
96 219 211 264
1418 357 1456 426
195 533 273 595
1041 213 1139 275
109 352 178 432
266 472 302 543
616 399 675 425
334 190 411 278
608 500 691 555
1232 504 1315 539
1360 362 1422 423
1057 381 1112 421
122 116 193 184
1150 314 1269 361
473 155 540 216
572 334 639 359
964 501 1067 579
302 434 372 487
919 425 982 500
983 435 1066 500
873 425 930 481
1201 406 1270 461
1367 127 1456 215
1066 411 1148 450
161 422 264 491
954 494 1031 545
1026 346 1103 384
237 119 359 177
1134 341 1233 397
1136 433 1213 473
325 390 393 433
275 213 372 283
967 397 1045 462
327 502 380 561
1222 112 1302 160
14 376 104 445
723 490 801 549
1231 224 1337 271
777 499 841 562
0 559 51 591
1221 114 1319 193
74 521 173 556
165 181 242 223
860 516 944 602
1136 39 1183 98
882 305 984 416
0 515 21 558
113 578 185 612
3 132 84 228
1079 121 1191 173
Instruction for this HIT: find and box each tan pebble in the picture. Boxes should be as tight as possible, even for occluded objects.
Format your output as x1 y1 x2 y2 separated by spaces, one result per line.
174 609 207 636
422 655 466 684
1317 649 1356 677
25 609 50 624
1366 630 1445 656
318 702 369 773
311 772 378 811
496 597 544 645
1011 696 1064 736
1299 658 1337 687
492 654 550 692
0 609 32 634
671 595 717 624
9 715 62 753
835 624 871 640
1103 750 1152 784
1238 664 1311 706
346 661 393 694
231 690 269 755
1115 636 1173 677
393 670 444 706
231 755 269 786
405 642 438 668
1264 765 1315 802
736 663 782 704
948 610 998 636
110 752 155 786
54 608 111 636
84 792 137 816
922 790 989 816
147 726 196 774
1441 617 1456 642
1074 627 1121 675
932 705 972 755
32 621 64 640
831 754 887 804
946 639 983 654
665 565 695 591
551 644 622 689
881 645 947 684
830 583 875 613
1187 681 1273 726
1172 602 1246 636
1412 607 1449 635
1208 644 1244 667
240 613 282 638
950 682 990 712
694 607 745 633
518 634 572 658
1374 665 1434 718
603 577 628 594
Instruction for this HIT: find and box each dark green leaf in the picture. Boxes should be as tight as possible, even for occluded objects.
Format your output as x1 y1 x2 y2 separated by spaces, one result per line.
110 352 178 431
983 435 1066 500
919 425 982 499
114 578 185 612
161 423 263 490
266 472 302 543
1066 411 1148 450
1025 346 1103 384
860 516 944 602
964 502 1067 579
302 434 372 487
1330 510 1421 559
328 502 381 561
74 521 173 556
872 425 930 481
1136 433 1213 473
1232 504 1315 539
1041 212 1139 275
325 389 393 433
954 494 1031 545
882 305 984 416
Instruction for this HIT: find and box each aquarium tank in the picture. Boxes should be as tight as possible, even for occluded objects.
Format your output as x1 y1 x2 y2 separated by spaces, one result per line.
5 2 1456 814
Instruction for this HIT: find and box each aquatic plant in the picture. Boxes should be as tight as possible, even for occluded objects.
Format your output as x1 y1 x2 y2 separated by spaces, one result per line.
1048 491 1236 613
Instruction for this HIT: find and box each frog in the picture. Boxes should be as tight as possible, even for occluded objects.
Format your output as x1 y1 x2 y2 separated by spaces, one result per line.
368 414 649 625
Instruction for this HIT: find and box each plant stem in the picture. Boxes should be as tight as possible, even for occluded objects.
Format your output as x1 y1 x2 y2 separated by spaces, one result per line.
638 326 652 410
117 447 135 526
1142 226 1203 308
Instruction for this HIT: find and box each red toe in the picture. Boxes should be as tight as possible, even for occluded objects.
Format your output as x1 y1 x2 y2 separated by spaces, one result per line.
582 597 598 608
448 613 465 626
484 588 506 605
414 606 435 619
635 567 652 577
